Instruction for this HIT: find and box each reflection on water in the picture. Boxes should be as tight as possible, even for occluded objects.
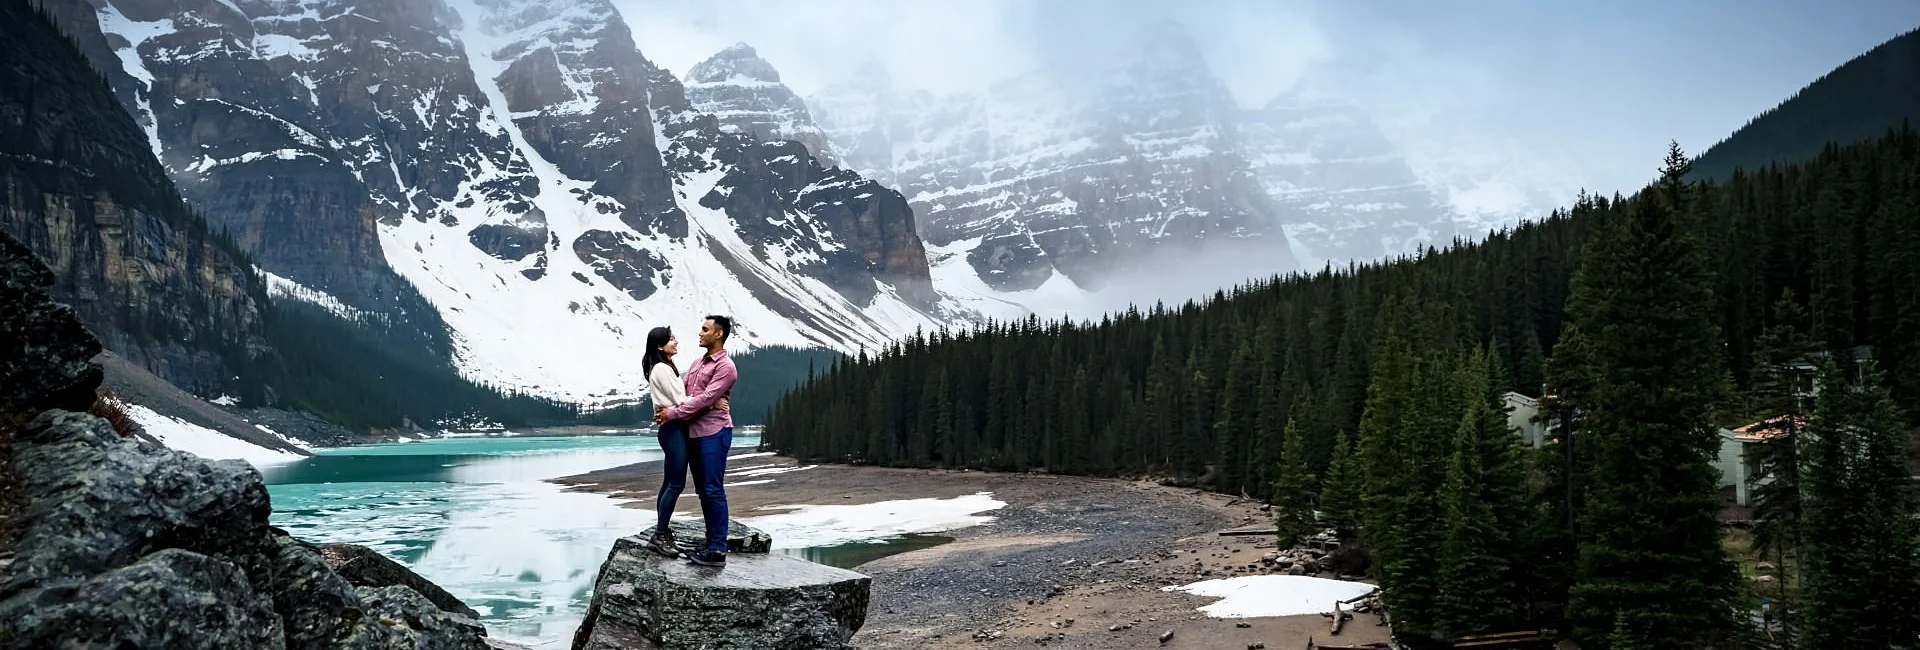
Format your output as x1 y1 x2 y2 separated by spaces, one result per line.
261 434 950 649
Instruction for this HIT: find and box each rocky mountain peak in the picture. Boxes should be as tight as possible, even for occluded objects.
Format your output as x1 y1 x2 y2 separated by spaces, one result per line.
688 41 783 85
682 41 837 164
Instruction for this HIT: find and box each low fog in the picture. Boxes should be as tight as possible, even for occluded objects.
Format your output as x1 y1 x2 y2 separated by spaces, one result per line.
614 0 1920 315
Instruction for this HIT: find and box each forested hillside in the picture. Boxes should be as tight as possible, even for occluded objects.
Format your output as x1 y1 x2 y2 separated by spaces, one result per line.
1 0 578 431
767 133 1920 647
1689 28 1920 182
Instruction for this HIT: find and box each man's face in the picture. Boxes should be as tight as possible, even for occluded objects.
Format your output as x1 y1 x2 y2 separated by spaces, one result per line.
699 320 719 347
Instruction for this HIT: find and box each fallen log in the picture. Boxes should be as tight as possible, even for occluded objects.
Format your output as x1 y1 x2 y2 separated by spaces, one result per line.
1330 601 1346 635
1217 528 1278 537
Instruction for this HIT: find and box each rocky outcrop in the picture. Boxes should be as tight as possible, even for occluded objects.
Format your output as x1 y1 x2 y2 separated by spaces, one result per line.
0 407 493 649
1 0 267 396
636 518 774 556
648 43 937 308
48 0 536 322
314 541 482 620
573 529 871 650
0 233 102 420
0 255 488 648
684 43 838 165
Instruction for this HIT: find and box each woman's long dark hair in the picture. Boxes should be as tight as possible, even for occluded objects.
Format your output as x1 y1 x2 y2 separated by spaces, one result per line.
643 326 678 379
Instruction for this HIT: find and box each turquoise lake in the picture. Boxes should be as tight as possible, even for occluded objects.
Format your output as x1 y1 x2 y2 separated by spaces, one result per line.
259 434 946 649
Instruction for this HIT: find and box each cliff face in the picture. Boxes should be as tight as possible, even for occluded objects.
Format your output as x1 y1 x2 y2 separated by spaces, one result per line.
39 0 958 406
0 0 264 395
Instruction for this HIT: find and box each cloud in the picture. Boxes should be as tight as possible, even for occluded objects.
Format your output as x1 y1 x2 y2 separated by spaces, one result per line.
617 0 1041 97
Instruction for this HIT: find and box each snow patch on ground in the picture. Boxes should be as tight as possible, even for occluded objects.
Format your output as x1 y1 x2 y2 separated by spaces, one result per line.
126 404 305 467
1162 575 1376 618
741 492 1006 549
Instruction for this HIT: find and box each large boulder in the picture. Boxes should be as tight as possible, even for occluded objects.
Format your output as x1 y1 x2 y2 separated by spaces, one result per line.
0 233 101 420
316 541 482 619
636 518 773 555
0 409 490 649
572 535 871 650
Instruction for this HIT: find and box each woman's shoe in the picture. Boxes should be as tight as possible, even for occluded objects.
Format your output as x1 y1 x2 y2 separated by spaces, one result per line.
643 528 681 558
685 549 727 567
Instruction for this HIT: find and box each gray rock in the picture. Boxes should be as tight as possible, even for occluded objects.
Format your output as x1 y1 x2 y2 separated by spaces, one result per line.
637 518 774 555
6 410 273 594
2 409 491 650
0 233 103 419
573 535 871 650
0 548 286 650
316 542 481 619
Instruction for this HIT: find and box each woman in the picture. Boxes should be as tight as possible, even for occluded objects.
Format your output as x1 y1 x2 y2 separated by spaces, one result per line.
640 326 724 558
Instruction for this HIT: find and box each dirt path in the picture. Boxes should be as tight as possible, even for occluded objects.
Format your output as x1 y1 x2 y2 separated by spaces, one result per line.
555 456 1390 649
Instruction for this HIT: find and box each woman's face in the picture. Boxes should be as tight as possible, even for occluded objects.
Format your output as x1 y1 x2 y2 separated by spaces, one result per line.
661 334 678 356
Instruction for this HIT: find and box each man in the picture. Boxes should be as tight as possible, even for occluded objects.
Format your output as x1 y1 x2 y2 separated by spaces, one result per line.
655 315 738 566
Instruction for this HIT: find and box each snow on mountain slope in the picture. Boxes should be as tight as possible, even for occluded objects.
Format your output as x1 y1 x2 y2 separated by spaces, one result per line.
83 0 974 409
1243 93 1457 265
683 43 836 165
808 22 1289 295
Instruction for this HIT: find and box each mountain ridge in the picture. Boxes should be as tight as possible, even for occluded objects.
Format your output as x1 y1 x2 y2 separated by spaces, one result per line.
57 0 973 409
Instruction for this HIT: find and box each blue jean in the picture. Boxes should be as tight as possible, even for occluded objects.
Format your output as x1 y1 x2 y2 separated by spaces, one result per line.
685 427 733 551
654 422 689 532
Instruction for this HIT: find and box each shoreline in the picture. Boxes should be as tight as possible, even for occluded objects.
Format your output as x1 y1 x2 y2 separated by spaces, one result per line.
553 456 1389 649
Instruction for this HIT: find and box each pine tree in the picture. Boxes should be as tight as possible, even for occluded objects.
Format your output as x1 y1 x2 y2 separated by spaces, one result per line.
1357 321 1445 637
1563 144 1742 648
1433 348 1532 636
1798 361 1919 647
1272 416 1317 546
1317 428 1362 537
1746 288 1818 645
1213 342 1256 494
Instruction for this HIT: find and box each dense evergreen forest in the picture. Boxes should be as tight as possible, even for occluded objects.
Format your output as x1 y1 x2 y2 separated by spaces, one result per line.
573 345 843 428
767 134 1920 647
1689 27 1920 183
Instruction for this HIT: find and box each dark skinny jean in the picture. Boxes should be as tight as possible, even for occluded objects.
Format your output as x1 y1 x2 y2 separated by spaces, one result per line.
654 424 732 551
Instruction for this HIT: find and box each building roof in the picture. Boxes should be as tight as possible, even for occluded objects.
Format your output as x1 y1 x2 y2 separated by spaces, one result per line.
1728 414 1808 442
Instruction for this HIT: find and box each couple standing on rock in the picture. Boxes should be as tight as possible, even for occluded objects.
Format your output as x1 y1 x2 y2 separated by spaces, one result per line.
640 315 739 567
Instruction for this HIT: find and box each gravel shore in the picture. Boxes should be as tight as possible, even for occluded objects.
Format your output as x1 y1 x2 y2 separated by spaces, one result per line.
554 456 1390 649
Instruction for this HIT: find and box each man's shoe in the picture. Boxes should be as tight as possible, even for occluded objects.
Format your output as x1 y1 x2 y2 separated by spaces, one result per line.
685 549 727 567
643 529 681 558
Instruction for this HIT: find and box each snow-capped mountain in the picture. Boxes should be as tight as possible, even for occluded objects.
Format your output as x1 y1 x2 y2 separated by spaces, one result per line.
683 43 836 166
1243 93 1457 266
800 22 1497 273
64 0 969 408
807 22 1291 294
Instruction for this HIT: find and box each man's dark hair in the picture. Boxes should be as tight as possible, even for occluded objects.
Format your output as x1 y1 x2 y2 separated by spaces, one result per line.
705 314 733 342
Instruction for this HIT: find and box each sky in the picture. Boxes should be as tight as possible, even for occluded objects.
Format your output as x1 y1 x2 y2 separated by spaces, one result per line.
616 0 1920 215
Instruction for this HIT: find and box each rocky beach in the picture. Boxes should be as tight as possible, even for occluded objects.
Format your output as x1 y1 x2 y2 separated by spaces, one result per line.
556 458 1391 649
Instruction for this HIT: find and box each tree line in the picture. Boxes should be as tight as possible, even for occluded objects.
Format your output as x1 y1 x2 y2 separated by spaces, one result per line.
767 133 1920 648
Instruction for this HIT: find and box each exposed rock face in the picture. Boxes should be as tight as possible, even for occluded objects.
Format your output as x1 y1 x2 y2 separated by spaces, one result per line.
0 0 266 395
0 233 103 420
53 0 534 321
573 534 871 650
1242 94 1456 264
0 407 492 650
50 0 960 405
685 43 838 165
648 45 937 308
810 23 1290 292
314 541 483 620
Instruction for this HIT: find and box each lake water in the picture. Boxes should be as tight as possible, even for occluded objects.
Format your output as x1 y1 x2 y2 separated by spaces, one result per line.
260 434 952 648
